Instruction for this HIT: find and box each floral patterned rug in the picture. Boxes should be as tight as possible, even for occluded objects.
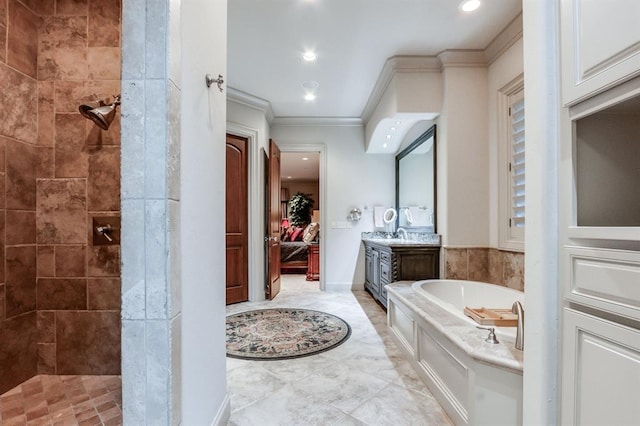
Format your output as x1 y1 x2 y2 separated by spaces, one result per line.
226 308 351 360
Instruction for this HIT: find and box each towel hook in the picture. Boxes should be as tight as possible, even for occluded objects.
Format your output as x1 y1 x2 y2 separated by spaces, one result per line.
206 74 224 92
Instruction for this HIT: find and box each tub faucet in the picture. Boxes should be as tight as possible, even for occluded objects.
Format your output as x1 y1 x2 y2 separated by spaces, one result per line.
512 301 524 351
397 227 408 240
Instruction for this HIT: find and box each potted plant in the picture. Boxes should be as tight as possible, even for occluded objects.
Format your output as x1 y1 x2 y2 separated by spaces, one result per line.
288 193 314 227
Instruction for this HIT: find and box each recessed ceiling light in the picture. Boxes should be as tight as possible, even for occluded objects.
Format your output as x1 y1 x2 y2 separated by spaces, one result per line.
304 93 316 101
302 157 309 161
287 176 292 179
460 0 480 12
386 134 392 139
390 127 396 131
395 121 401 125
383 143 388 148
302 51 317 62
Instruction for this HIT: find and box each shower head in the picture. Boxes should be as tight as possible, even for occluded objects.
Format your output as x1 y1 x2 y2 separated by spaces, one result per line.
79 94 121 130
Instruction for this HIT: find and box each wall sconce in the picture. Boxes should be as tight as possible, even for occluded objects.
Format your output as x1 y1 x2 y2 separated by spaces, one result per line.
347 208 362 222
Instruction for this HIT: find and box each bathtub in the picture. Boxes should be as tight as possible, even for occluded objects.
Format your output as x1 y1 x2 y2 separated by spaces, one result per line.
386 280 524 426
411 279 524 340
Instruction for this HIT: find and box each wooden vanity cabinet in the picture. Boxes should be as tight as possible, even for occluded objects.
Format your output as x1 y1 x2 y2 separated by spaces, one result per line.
363 240 440 308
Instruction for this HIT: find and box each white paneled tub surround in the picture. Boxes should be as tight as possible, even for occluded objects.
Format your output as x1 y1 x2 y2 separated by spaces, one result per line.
387 281 524 426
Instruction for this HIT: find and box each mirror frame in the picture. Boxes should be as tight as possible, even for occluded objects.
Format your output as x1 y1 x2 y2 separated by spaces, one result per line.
395 124 437 233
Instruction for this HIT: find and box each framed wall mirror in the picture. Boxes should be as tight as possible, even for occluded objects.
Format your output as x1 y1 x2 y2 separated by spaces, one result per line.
395 124 437 232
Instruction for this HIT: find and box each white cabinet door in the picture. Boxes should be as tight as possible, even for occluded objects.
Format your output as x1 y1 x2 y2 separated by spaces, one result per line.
561 308 640 425
561 0 640 105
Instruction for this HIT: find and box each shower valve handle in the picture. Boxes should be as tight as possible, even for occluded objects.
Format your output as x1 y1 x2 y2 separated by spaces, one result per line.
96 225 114 242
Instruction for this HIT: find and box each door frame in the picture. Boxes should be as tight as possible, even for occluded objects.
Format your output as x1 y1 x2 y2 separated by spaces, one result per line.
226 122 264 301
277 143 327 292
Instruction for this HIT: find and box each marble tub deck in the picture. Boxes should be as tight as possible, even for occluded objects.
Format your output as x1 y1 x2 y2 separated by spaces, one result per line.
387 282 524 373
226 275 453 426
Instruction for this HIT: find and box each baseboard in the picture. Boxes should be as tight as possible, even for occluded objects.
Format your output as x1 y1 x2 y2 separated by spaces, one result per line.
325 282 365 292
211 394 231 426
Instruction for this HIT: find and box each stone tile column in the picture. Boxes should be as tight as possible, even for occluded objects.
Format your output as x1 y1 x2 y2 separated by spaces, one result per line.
121 0 182 423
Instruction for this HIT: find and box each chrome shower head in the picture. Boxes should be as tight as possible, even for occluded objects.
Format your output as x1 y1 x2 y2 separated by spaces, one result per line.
79 94 121 130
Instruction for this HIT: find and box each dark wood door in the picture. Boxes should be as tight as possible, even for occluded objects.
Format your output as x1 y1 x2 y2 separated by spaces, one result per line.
266 139 281 299
225 134 248 304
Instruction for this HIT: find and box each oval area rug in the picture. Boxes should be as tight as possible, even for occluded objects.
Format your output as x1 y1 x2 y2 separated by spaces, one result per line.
226 308 351 360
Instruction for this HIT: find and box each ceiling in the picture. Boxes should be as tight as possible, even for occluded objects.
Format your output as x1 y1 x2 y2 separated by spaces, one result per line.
281 152 320 181
227 0 522 120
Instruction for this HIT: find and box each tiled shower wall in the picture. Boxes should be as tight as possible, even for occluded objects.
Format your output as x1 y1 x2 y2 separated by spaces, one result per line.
443 247 525 291
0 0 122 394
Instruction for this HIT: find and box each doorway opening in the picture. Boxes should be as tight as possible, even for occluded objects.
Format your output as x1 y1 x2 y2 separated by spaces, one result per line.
279 151 321 291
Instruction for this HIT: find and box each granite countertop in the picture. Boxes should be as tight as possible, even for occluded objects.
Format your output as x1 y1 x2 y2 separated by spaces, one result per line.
386 282 524 373
361 232 441 247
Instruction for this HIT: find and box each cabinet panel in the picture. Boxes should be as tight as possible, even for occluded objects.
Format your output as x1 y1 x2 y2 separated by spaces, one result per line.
561 309 640 425
561 0 640 105
565 246 640 321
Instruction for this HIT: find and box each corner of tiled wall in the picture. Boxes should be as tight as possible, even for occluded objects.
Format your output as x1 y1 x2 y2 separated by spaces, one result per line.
443 247 525 291
121 0 182 423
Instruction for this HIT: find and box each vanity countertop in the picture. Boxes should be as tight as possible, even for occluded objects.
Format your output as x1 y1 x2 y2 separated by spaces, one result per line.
362 238 441 248
361 232 441 248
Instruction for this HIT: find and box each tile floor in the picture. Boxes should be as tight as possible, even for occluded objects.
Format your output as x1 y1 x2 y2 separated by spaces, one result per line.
226 275 453 426
0 375 122 425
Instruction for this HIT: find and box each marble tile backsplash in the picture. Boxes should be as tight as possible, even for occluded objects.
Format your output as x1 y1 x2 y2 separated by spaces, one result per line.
444 247 525 291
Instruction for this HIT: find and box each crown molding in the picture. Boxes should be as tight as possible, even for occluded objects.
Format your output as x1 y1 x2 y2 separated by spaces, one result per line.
226 87 275 123
484 12 523 66
360 55 440 124
271 117 363 127
436 49 487 69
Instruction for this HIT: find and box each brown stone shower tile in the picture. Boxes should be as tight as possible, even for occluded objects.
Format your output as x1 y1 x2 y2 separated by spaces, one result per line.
19 0 37 13
6 139 37 209
7 0 38 78
36 179 87 244
444 248 467 280
56 0 88 15
87 278 119 310
0 0 6 27
88 147 120 211
37 278 87 310
55 245 86 277
55 80 120 113
0 63 38 143
0 23 6 63
38 46 88 81
38 81 55 147
5 246 36 318
468 248 489 282
503 251 525 291
39 15 87 49
37 245 55 277
0 212 5 282
5 210 36 245
0 174 5 208
38 0 55 16
55 113 88 177
37 311 55 343
0 311 37 395
88 46 120 80
87 245 120 277
37 343 56 374
488 249 504 286
37 147 55 178
0 284 5 320
56 311 121 375
88 0 120 47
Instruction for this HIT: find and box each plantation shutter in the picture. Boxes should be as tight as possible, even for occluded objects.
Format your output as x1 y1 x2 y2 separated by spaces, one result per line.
509 89 525 231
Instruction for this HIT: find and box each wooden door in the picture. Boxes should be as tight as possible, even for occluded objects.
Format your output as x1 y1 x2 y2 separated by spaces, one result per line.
266 139 281 299
225 134 248 304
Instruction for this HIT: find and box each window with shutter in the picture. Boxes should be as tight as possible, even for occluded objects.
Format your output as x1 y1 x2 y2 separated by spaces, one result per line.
499 77 525 251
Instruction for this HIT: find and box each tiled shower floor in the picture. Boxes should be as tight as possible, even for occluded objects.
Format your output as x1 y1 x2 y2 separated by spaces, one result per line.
0 375 122 425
